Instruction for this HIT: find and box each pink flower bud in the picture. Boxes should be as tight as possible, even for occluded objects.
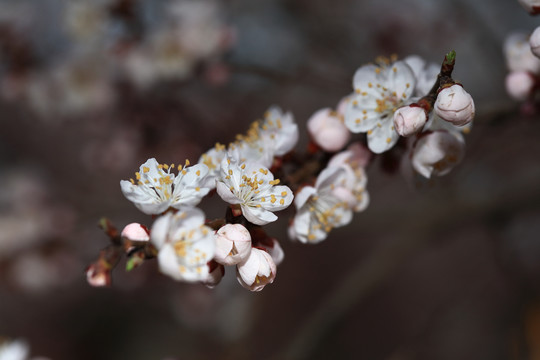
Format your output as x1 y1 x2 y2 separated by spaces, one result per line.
393 105 427 137
505 71 535 101
85 263 111 287
434 85 475 126
518 0 540 14
214 224 252 265
121 223 150 242
307 108 351 152
530 26 540 58
411 130 465 178
236 248 276 292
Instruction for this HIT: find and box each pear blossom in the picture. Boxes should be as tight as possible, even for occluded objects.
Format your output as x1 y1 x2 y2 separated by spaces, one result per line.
411 130 465 179
214 224 252 265
0 339 29 360
393 105 428 137
434 85 475 126
216 157 294 225
151 208 215 282
327 144 370 212
290 166 353 244
506 71 535 101
236 248 276 292
120 158 210 215
307 108 350 152
504 33 540 74
121 223 150 242
530 26 540 58
344 59 416 153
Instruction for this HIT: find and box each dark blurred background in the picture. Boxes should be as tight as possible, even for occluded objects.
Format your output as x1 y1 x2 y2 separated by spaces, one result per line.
1 0 540 359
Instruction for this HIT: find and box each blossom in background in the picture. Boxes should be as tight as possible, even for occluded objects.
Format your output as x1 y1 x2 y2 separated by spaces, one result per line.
290 166 353 244
530 26 540 58
216 158 294 225
307 108 350 152
63 0 111 44
0 339 29 360
504 32 540 74
327 143 370 213
151 208 215 282
120 158 210 215
411 130 465 179
344 59 416 153
403 55 439 97
236 247 276 292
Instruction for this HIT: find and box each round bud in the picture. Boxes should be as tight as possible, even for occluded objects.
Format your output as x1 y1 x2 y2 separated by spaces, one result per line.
505 71 535 101
307 108 350 152
214 224 252 266
434 85 475 126
393 105 427 137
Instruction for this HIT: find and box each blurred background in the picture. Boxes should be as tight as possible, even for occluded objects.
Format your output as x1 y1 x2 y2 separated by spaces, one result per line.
1 0 540 359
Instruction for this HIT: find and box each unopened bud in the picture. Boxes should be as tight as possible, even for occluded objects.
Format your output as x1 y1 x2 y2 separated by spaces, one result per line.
85 262 111 287
214 224 252 265
505 71 535 101
236 248 276 292
530 26 540 58
434 85 475 126
393 105 427 137
307 108 351 152
518 0 540 14
204 260 225 288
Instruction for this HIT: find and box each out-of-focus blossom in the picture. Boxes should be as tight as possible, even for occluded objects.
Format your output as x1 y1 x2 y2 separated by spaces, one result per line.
505 71 535 101
236 248 276 292
504 33 540 74
214 224 252 265
393 105 428 137
216 158 293 226
290 166 353 244
258 237 284 266
403 55 439 96
307 108 350 152
530 26 540 58
0 339 29 360
344 59 416 153
203 261 225 288
327 145 370 212
64 0 111 44
120 158 210 215
151 208 215 282
259 106 298 156
434 85 475 126
411 130 465 179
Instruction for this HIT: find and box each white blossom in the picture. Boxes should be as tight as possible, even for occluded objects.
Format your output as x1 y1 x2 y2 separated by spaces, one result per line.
403 55 439 96
0 339 29 360
198 143 227 189
344 59 416 153
259 106 299 156
216 158 293 225
236 248 276 292
151 208 215 282
121 158 210 215
290 166 353 244
504 32 540 74
505 71 535 101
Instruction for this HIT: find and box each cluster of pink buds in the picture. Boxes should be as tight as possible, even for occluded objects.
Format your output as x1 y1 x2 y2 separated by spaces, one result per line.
87 51 475 291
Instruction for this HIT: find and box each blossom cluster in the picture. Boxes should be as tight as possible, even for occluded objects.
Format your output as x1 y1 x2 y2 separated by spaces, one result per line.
504 0 540 104
0 0 233 116
88 51 475 291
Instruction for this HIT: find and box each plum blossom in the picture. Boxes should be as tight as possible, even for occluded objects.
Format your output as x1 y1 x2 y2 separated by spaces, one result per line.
151 208 215 282
236 248 276 292
216 158 294 225
344 59 416 153
120 158 210 215
290 166 353 244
